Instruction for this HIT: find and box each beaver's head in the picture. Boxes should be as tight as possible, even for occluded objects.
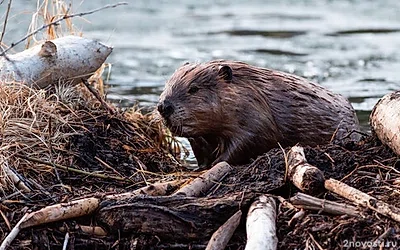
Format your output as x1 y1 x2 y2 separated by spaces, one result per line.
157 62 233 137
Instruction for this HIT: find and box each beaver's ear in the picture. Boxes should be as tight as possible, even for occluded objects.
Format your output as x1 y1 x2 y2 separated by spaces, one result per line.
218 65 233 83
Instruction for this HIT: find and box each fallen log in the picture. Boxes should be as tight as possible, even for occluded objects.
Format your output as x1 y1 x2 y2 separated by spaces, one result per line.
97 192 256 241
245 195 277 250
289 192 360 217
325 178 400 222
0 36 112 88
370 91 400 155
172 161 232 197
206 210 242 250
287 146 325 195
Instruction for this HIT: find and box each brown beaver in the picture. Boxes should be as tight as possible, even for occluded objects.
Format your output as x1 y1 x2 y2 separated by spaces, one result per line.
157 60 359 167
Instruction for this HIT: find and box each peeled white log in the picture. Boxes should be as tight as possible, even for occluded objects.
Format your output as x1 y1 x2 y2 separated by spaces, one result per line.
172 161 232 197
0 35 112 88
325 178 400 223
245 195 277 250
370 91 400 155
206 210 242 250
287 146 325 195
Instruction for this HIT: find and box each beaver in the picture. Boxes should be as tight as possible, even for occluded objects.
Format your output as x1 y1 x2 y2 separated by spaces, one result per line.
157 60 359 167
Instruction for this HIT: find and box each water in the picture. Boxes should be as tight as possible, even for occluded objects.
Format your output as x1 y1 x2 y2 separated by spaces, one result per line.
3 0 400 162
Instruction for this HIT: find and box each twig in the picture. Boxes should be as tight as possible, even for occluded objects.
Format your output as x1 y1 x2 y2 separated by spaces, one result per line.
308 233 324 250
16 154 132 183
0 2 128 57
0 213 29 250
48 116 65 189
0 0 12 45
0 209 11 230
133 155 149 186
62 232 70 250
82 78 116 114
95 156 123 177
278 142 289 182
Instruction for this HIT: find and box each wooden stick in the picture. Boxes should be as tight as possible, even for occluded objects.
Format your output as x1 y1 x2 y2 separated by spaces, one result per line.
245 195 278 250
325 178 400 222
20 197 100 229
62 232 70 250
82 78 116 114
1 162 31 192
172 161 232 197
59 225 108 236
289 192 360 217
206 210 242 250
287 146 325 195
78 225 107 236
0 213 29 250
105 180 185 200
0 0 12 45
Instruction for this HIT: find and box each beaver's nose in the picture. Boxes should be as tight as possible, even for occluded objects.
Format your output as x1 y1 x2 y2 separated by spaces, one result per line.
157 100 174 119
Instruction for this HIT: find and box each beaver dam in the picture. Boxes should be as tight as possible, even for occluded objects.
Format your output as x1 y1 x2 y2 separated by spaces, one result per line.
0 77 400 250
2 3 400 250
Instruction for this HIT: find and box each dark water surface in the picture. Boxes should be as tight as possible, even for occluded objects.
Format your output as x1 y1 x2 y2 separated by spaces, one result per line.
3 0 400 160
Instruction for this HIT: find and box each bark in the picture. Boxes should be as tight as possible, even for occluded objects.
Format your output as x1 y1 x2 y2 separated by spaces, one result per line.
97 192 256 241
0 36 112 88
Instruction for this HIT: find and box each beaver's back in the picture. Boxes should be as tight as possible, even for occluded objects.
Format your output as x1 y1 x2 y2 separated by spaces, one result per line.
217 61 359 147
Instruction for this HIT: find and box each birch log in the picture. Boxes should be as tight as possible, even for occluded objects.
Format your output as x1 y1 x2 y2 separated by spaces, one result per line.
0 35 112 88
287 146 325 195
206 210 242 250
370 91 400 155
325 178 400 223
172 161 232 197
245 195 278 250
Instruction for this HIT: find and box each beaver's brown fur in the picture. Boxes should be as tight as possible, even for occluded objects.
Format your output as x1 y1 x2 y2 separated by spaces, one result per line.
158 60 359 167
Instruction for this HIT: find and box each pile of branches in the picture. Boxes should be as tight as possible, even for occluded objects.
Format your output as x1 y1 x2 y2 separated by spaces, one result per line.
0 82 183 249
1 1 400 249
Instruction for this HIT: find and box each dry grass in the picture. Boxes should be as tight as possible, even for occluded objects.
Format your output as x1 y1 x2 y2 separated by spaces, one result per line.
26 0 82 47
0 81 180 194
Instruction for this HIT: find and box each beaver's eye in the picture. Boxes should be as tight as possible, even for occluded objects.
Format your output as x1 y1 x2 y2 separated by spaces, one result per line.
188 86 199 94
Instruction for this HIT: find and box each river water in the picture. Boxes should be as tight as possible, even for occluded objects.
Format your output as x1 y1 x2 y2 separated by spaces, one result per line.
3 0 400 160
